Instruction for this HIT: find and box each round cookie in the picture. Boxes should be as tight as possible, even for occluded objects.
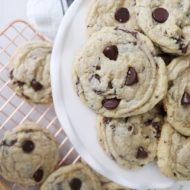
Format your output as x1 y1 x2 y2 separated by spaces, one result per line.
73 27 168 118
136 0 190 55
165 55 190 136
0 122 59 186
157 123 190 180
96 107 164 169
103 182 131 190
9 41 52 103
40 163 102 190
86 0 139 36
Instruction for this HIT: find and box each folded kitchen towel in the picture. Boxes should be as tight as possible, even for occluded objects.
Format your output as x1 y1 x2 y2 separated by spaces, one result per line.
27 0 74 40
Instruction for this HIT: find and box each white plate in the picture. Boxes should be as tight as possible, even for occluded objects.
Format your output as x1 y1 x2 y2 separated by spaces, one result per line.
51 0 176 189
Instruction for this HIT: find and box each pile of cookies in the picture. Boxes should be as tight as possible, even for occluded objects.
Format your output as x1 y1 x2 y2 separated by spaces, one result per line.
72 0 190 180
0 40 132 189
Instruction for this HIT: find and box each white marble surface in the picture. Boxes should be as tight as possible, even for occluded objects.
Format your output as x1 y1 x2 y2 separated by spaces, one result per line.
0 0 27 30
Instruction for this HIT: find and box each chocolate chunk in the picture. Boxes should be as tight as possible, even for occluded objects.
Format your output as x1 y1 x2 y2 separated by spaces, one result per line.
69 178 82 190
22 140 35 153
152 122 161 138
152 8 169 23
103 45 118 61
33 168 43 182
103 117 112 124
96 66 101 70
14 81 25 87
10 70 14 79
2 139 17 146
31 79 43 91
128 126 133 131
115 7 130 23
102 98 120 110
124 117 129 122
125 67 138 86
108 81 113 89
136 146 148 159
181 91 190 105
94 74 101 81
159 53 176 65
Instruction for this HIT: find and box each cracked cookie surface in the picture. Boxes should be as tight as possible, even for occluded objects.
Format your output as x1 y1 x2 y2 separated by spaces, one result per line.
136 0 190 55
0 122 59 186
86 0 139 36
40 163 102 190
96 107 164 169
73 27 168 118
9 41 52 104
157 123 190 180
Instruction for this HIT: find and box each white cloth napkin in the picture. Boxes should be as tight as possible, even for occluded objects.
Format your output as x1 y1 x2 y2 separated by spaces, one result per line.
27 0 71 40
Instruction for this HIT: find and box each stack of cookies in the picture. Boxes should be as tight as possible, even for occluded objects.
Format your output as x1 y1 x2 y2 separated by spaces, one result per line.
72 0 190 180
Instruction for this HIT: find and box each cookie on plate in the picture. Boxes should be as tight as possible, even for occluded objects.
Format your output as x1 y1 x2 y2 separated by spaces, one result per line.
73 27 168 118
0 122 59 186
136 0 190 55
40 163 102 190
9 41 52 104
86 0 139 36
96 107 164 169
157 123 190 179
165 55 190 136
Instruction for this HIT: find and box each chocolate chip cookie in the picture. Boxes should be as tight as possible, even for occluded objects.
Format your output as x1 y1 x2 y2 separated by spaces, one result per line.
9 41 52 103
86 0 139 36
0 122 59 186
73 27 168 118
40 163 102 190
96 107 164 169
165 55 190 136
136 0 190 55
157 123 190 179
103 182 131 190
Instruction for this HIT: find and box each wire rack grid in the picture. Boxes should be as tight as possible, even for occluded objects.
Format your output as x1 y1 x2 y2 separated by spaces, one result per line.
0 20 80 190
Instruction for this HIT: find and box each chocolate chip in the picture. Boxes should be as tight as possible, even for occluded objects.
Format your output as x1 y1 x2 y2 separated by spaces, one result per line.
10 70 14 79
22 140 35 153
94 74 101 81
108 81 113 89
31 79 43 91
102 98 120 110
125 67 138 86
96 66 101 70
181 91 190 105
136 146 148 159
159 53 176 65
93 90 104 95
128 126 133 131
14 81 25 87
103 45 118 61
115 7 130 23
103 117 112 124
2 139 17 146
33 168 43 182
152 122 161 138
152 8 169 23
124 117 129 122
69 178 82 190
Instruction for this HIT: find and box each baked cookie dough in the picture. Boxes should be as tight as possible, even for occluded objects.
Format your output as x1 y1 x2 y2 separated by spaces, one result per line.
96 107 164 169
136 0 190 55
165 55 190 136
73 27 168 118
86 0 139 36
9 41 52 103
0 122 59 186
40 163 102 190
157 123 190 180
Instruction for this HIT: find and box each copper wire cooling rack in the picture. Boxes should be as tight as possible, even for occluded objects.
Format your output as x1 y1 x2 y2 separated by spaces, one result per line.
0 20 80 190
